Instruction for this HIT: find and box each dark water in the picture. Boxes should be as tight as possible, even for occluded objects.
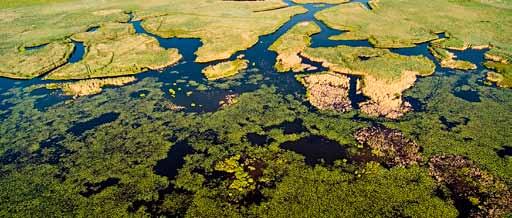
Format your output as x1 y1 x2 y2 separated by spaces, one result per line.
452 75 481 102
439 116 469 131
129 90 151 98
80 178 120 197
25 43 48 51
33 90 71 111
0 0 487 114
280 135 347 165
67 112 120 136
246 133 272 146
265 119 307 134
496 145 512 158
86 26 99 32
68 41 85 63
154 141 194 179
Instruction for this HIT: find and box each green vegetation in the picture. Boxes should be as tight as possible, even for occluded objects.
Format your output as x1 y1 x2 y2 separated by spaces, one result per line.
317 0 512 52
202 59 249 81
1 0 512 217
269 21 321 72
0 42 73 79
485 61 512 88
141 3 307 62
0 0 305 79
46 23 182 80
258 165 458 217
302 45 435 118
0 70 512 216
315 0 512 79
429 45 476 70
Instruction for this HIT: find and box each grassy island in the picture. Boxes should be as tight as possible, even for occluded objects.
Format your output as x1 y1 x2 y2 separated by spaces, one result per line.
302 45 435 118
202 59 249 81
45 76 136 97
46 23 182 80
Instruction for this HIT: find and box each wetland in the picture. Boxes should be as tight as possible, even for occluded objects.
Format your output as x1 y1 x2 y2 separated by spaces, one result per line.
0 0 511 217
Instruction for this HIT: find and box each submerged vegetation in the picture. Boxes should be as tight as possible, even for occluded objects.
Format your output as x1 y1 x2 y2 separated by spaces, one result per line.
0 0 511 217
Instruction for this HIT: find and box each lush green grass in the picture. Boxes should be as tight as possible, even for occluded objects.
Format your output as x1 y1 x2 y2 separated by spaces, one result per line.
315 0 512 72
46 23 182 80
141 5 307 62
0 0 305 79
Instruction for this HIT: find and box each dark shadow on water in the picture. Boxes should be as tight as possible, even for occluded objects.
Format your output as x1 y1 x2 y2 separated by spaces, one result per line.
86 26 99 32
67 112 120 136
33 91 71 112
453 89 481 102
347 75 367 109
452 75 481 102
280 135 347 166
265 119 307 134
496 145 512 158
404 96 424 112
439 116 469 131
154 141 194 180
246 133 272 146
80 178 120 197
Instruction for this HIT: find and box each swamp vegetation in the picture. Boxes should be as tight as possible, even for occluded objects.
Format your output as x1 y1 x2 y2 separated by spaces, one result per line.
0 0 511 217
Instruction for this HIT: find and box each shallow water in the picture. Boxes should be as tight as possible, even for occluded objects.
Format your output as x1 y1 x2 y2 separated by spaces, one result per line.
280 135 348 165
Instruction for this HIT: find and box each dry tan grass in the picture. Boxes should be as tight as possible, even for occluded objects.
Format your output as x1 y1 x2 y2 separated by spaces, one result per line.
45 76 136 97
270 21 321 72
202 59 249 81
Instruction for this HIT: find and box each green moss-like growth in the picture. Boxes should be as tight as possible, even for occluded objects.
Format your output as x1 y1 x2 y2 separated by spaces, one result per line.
269 21 321 72
258 165 458 217
46 23 182 80
202 59 249 81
